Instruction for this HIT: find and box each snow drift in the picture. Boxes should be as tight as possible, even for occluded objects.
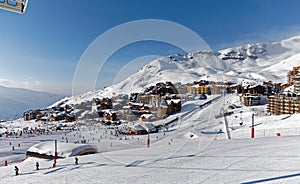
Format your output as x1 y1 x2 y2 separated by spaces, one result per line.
26 142 97 159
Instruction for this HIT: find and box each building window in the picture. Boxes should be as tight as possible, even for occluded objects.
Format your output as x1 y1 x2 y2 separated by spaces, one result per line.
7 0 17 6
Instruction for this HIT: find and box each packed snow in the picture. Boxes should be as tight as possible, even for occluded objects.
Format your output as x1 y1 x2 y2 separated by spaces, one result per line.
1 94 300 183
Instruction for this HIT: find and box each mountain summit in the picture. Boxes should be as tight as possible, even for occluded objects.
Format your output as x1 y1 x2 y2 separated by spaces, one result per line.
104 35 300 94
55 35 300 106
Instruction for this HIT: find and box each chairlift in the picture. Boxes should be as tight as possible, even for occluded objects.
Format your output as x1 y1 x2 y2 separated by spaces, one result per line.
0 0 28 14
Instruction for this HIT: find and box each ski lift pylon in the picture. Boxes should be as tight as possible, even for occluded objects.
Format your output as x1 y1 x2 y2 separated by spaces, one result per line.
0 0 28 14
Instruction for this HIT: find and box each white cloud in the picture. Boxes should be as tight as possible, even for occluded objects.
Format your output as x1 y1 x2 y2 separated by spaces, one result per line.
0 79 71 95
0 78 43 91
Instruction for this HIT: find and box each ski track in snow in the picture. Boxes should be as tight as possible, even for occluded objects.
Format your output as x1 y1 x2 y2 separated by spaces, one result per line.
1 94 300 183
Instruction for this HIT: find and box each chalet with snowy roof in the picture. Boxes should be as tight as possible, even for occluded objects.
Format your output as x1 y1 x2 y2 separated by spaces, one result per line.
130 124 148 135
103 110 119 121
120 106 138 122
92 98 101 106
126 102 151 112
262 81 281 95
140 104 152 114
50 112 65 121
144 82 178 96
225 83 242 94
168 99 181 111
64 104 73 112
92 97 113 111
243 94 262 106
122 102 152 120
135 95 150 105
136 95 154 105
24 111 34 121
128 102 144 111
157 99 181 118
157 100 169 118
143 122 158 133
130 123 157 134
65 112 76 122
101 98 113 109
139 113 156 122
24 110 43 121
129 93 139 102
242 84 265 95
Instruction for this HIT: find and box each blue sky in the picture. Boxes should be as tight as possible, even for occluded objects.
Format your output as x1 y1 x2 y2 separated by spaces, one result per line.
1 0 300 95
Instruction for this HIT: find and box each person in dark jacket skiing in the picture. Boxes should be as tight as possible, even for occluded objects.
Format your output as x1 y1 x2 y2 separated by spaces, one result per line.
15 166 19 175
75 157 78 165
36 162 39 170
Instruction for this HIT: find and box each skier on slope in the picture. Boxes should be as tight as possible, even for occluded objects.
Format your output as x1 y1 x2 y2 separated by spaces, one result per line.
75 157 78 165
36 162 39 170
15 166 19 175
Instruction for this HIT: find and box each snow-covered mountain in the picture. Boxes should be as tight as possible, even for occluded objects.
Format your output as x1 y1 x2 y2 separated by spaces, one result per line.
218 36 300 83
55 35 300 106
0 86 64 120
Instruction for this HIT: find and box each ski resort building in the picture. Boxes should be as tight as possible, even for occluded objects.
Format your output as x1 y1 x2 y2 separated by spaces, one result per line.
243 94 262 106
267 93 300 115
157 99 181 118
294 73 300 94
267 66 300 115
287 66 300 86
187 84 211 95
237 67 300 111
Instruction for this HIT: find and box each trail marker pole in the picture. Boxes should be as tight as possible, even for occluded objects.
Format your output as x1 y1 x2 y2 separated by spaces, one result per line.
251 113 255 138
53 140 57 167
147 133 150 148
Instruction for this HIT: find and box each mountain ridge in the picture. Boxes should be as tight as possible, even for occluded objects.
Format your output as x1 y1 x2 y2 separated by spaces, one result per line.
49 35 300 107
0 85 65 120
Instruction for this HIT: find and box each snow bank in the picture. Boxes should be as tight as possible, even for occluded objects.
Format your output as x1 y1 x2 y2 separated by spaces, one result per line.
27 142 97 158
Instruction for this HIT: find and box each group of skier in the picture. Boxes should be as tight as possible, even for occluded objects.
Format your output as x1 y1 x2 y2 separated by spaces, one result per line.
13 157 79 176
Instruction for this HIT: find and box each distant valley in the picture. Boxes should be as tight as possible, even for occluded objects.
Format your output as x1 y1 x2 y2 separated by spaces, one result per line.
0 86 64 120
